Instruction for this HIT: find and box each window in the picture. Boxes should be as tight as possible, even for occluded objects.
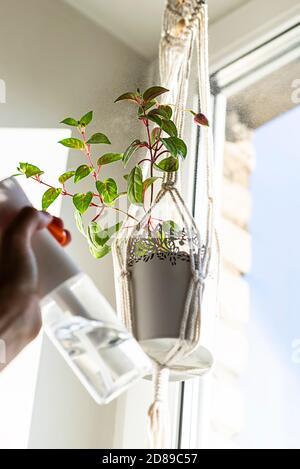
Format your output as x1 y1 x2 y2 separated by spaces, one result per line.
237 105 300 449
179 22 300 450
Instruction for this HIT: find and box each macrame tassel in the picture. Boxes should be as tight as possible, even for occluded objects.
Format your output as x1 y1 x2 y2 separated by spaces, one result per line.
147 365 171 449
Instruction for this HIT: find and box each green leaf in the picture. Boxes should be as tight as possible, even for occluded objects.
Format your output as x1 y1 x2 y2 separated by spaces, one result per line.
79 111 93 127
143 86 169 103
160 119 178 137
42 188 62 210
89 243 111 259
104 222 122 238
58 138 85 150
155 157 179 173
18 162 44 179
159 137 177 157
60 117 79 127
97 153 123 166
148 105 172 120
123 174 129 182
59 171 75 184
173 137 187 159
74 165 93 183
73 192 93 214
162 220 181 236
158 105 173 120
146 114 162 127
88 221 122 248
137 100 157 116
74 210 86 237
150 127 161 145
144 99 157 110
123 139 142 167
145 113 178 137
88 222 108 248
128 165 143 206
160 136 187 159
87 133 111 145
114 92 139 103
96 178 118 205
143 177 160 198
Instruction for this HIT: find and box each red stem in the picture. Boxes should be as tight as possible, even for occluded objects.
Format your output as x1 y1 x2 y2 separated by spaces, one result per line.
33 177 74 197
142 107 155 205
32 177 138 222
92 205 105 223
138 158 152 165
155 150 170 161
81 129 97 182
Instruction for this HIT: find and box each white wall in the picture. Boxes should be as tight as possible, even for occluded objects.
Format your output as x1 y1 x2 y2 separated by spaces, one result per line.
0 0 147 303
0 0 148 449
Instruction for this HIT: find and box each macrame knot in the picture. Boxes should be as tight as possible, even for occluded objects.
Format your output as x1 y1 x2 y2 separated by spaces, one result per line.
120 269 130 279
153 366 170 402
175 18 187 36
193 271 205 285
147 365 171 449
162 181 175 191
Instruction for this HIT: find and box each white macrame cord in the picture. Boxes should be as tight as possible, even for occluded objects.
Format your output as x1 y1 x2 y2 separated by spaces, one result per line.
112 0 218 449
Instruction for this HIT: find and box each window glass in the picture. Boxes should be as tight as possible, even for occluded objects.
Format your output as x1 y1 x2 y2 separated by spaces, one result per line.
220 57 300 449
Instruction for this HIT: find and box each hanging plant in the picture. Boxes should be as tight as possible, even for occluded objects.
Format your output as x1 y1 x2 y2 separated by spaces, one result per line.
15 86 208 259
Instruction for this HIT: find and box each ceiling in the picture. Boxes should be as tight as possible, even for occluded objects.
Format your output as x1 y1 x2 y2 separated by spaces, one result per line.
64 0 250 59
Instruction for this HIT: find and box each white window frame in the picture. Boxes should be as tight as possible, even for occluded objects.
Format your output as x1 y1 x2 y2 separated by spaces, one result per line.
178 11 300 450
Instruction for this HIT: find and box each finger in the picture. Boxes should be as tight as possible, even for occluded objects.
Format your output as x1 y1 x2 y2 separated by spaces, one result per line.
3 207 52 247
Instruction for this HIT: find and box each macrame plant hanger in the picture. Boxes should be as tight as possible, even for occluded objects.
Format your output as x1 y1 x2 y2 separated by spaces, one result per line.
112 0 217 449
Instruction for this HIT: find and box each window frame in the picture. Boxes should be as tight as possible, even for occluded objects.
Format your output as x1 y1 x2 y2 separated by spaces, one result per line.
178 20 300 450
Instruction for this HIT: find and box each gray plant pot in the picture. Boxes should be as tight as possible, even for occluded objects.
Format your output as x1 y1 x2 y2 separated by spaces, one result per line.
129 253 192 341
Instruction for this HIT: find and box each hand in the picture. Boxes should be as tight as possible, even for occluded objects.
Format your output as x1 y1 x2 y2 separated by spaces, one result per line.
0 207 52 370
